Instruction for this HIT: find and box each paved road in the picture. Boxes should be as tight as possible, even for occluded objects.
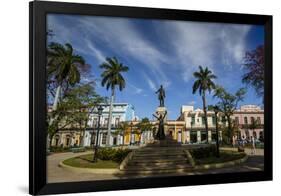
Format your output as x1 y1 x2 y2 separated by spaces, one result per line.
47 148 264 183
47 151 122 183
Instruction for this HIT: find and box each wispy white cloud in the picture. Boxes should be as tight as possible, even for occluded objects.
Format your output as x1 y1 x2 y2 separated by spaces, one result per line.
143 73 157 91
158 21 252 82
77 16 171 90
47 15 106 65
48 14 253 87
187 101 196 105
128 83 143 94
85 41 105 63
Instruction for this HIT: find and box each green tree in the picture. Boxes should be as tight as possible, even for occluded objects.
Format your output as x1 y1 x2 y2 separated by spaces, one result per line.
47 99 77 149
192 66 217 143
242 45 264 98
100 57 129 146
47 83 106 148
65 83 106 147
213 86 246 144
47 42 87 111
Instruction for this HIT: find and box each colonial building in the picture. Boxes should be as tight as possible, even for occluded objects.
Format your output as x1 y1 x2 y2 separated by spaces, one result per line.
50 104 264 148
84 103 136 147
167 104 264 144
232 105 264 140
51 103 136 148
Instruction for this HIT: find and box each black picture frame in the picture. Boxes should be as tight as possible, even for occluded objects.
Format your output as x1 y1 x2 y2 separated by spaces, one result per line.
29 1 273 195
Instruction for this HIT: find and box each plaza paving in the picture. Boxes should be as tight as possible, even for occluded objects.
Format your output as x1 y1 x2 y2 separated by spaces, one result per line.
47 148 264 183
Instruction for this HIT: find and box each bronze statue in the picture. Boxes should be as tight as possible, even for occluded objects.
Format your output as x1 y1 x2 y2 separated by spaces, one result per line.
153 111 167 140
155 85 165 107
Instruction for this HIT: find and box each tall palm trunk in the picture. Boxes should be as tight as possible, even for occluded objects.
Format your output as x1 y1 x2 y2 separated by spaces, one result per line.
106 88 115 146
202 91 209 143
52 85 61 111
49 85 61 129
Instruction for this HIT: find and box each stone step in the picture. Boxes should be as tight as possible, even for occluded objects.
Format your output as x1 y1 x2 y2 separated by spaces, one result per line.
121 167 193 174
125 163 192 171
129 157 187 163
127 160 189 167
135 151 184 155
134 153 185 157
137 147 185 151
132 154 186 160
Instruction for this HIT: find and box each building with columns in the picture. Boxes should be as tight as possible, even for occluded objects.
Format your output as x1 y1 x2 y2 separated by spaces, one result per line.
83 103 136 147
50 104 264 148
166 105 264 144
232 105 264 140
50 103 136 148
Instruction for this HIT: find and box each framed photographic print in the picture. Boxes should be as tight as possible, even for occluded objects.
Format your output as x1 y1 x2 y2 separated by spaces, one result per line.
29 1 272 195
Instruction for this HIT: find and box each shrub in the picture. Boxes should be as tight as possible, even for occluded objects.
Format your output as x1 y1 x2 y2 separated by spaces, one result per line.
189 145 217 159
112 149 131 163
49 146 71 152
97 148 116 160
97 148 131 163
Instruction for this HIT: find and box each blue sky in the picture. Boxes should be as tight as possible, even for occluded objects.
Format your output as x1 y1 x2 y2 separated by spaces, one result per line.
47 14 264 120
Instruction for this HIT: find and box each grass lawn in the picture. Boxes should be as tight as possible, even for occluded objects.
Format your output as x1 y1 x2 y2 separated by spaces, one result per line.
194 151 246 165
63 153 119 169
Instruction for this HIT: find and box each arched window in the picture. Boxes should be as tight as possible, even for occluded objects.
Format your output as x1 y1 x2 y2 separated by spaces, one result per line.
55 135 60 146
65 135 71 147
244 117 248 124
259 131 264 142
250 117 255 124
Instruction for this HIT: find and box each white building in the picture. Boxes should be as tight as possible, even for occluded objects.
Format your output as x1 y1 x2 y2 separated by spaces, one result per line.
83 103 136 147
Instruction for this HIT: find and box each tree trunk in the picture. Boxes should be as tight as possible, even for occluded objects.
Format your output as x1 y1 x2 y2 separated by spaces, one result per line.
215 112 220 157
80 130 84 147
49 134 54 150
52 85 61 111
48 85 61 129
202 92 209 143
106 88 115 146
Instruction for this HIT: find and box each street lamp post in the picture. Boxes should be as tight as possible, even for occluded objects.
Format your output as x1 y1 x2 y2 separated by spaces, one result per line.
130 121 133 145
93 105 103 162
214 110 220 158
190 119 193 143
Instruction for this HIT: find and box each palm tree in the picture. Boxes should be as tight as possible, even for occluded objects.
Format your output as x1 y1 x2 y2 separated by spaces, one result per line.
100 57 129 146
192 66 216 143
47 42 86 111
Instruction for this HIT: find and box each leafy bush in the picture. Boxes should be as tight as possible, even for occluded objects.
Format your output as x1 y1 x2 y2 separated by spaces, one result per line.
97 148 131 163
112 149 131 163
50 146 71 152
189 145 217 159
